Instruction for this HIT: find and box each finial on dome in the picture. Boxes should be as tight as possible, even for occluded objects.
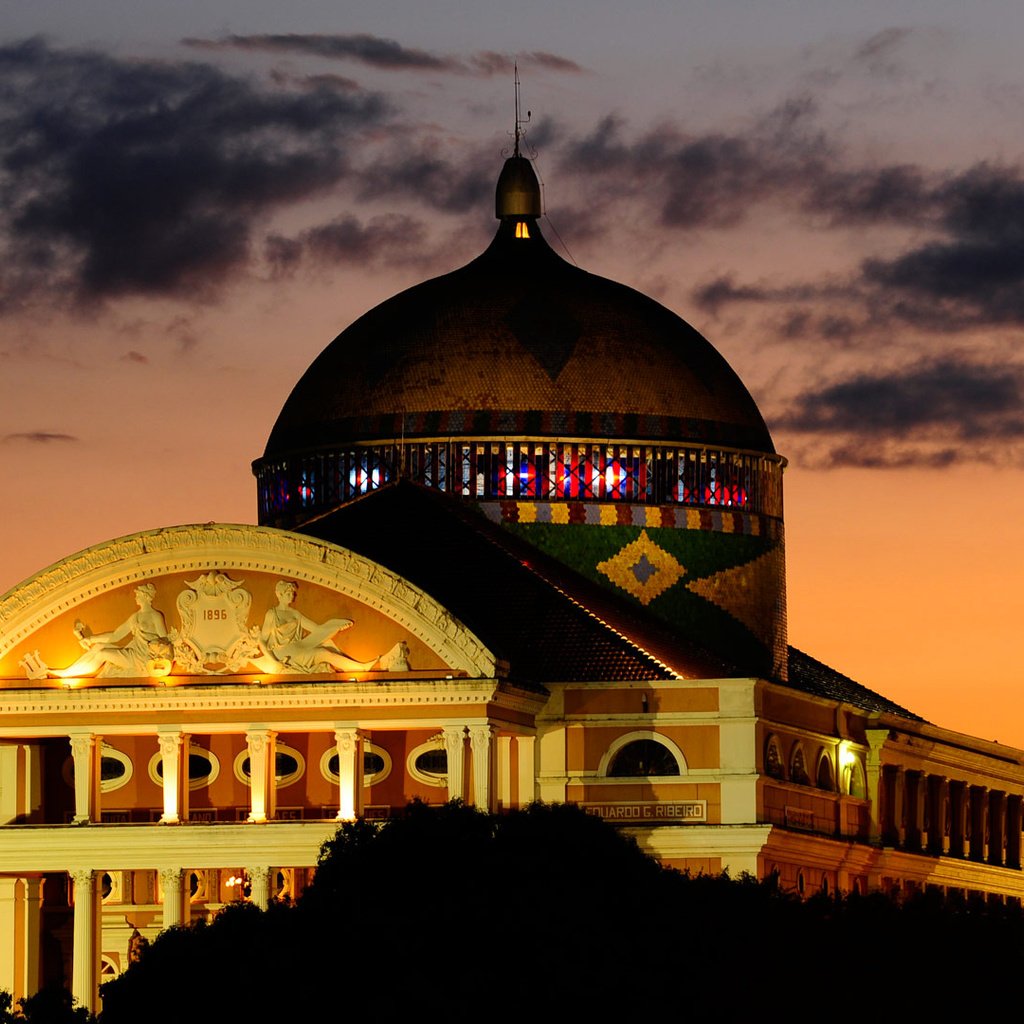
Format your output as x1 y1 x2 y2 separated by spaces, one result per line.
513 60 528 157
496 61 542 219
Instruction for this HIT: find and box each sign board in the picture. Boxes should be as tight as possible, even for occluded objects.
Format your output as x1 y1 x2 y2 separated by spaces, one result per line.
582 801 707 823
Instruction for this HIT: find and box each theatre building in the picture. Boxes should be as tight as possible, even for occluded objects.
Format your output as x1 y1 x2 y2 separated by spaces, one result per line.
3 149 1024 1013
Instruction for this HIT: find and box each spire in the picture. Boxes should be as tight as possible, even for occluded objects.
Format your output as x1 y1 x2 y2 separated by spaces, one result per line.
513 60 525 156
495 63 542 220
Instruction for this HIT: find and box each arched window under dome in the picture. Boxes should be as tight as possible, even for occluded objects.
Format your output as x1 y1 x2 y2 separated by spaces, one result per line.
605 736 683 778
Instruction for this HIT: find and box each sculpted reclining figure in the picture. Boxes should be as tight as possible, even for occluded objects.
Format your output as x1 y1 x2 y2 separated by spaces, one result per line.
258 580 380 673
50 584 172 678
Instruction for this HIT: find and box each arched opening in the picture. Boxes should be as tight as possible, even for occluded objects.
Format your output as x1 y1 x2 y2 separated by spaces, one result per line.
608 739 681 777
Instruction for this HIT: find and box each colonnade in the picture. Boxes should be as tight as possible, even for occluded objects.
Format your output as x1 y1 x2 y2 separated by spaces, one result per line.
1 719 538 1011
877 766 1023 868
62 721 535 825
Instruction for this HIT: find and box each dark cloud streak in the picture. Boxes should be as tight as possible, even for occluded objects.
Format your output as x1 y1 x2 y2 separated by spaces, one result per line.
3 431 78 443
776 359 1024 468
265 213 430 273
185 33 456 71
183 34 585 77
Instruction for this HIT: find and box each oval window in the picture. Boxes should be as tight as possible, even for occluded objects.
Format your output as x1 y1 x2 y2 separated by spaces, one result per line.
100 757 126 783
233 744 304 789
415 749 447 775
153 755 215 782
408 741 448 787
238 753 299 780
146 746 219 791
320 743 392 786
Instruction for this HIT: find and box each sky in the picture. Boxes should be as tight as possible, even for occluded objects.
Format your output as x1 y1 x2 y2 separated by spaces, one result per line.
2 1 1023 743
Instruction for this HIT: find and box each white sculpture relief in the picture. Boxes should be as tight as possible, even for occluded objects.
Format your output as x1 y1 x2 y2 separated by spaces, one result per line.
378 640 411 672
254 580 381 674
19 573 415 680
2 524 496 679
170 572 262 675
22 584 173 679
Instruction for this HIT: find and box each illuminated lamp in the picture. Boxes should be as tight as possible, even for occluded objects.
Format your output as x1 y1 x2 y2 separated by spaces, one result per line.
225 873 247 901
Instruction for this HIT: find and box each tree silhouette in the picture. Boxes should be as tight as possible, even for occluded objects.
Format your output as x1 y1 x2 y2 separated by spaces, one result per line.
98 802 1024 1022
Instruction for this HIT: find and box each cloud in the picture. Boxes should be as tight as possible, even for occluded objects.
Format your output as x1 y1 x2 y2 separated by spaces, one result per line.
850 27 915 76
806 444 959 469
185 33 457 71
184 34 585 77
467 51 585 76
358 147 494 213
693 276 770 314
265 213 429 273
559 99 830 229
122 350 149 364
658 131 1024 335
860 165 1024 325
0 38 389 308
806 164 933 226
776 359 1024 467
3 431 78 443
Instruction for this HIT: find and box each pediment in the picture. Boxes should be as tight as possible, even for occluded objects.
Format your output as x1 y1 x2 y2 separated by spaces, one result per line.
0 524 496 683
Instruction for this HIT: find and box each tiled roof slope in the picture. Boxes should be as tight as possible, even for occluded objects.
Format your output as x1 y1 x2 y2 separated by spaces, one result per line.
785 647 924 721
298 482 924 721
299 481 735 684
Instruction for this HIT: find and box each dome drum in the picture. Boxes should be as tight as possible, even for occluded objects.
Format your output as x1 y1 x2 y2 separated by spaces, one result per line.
255 438 785 527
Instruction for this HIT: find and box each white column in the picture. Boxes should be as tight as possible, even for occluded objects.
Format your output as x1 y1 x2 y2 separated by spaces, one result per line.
159 867 185 930
443 726 466 803
516 735 536 808
245 730 276 823
19 878 41 1001
469 725 495 811
157 731 183 824
0 877 18 997
334 729 364 822
69 733 100 824
246 866 271 911
70 869 99 1013
496 735 512 811
865 728 888 845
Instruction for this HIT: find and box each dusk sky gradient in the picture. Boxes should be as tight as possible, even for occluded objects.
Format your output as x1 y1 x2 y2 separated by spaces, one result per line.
2 1 1023 742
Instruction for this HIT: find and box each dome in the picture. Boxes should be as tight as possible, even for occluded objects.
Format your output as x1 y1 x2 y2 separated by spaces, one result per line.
254 154 788 680
255 157 782 532
263 224 773 460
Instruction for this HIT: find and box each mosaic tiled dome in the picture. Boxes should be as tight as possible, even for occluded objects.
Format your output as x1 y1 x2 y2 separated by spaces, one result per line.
263 221 774 459
255 155 788 680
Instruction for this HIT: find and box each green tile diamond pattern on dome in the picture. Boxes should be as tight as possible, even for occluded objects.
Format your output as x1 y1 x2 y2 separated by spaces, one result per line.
596 530 686 605
502 520 786 678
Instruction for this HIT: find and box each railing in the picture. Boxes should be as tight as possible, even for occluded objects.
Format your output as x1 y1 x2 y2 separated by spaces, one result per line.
256 439 785 523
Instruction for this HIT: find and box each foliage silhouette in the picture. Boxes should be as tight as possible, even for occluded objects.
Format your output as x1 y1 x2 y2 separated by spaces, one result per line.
0 986 92 1024
98 801 1024 1021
